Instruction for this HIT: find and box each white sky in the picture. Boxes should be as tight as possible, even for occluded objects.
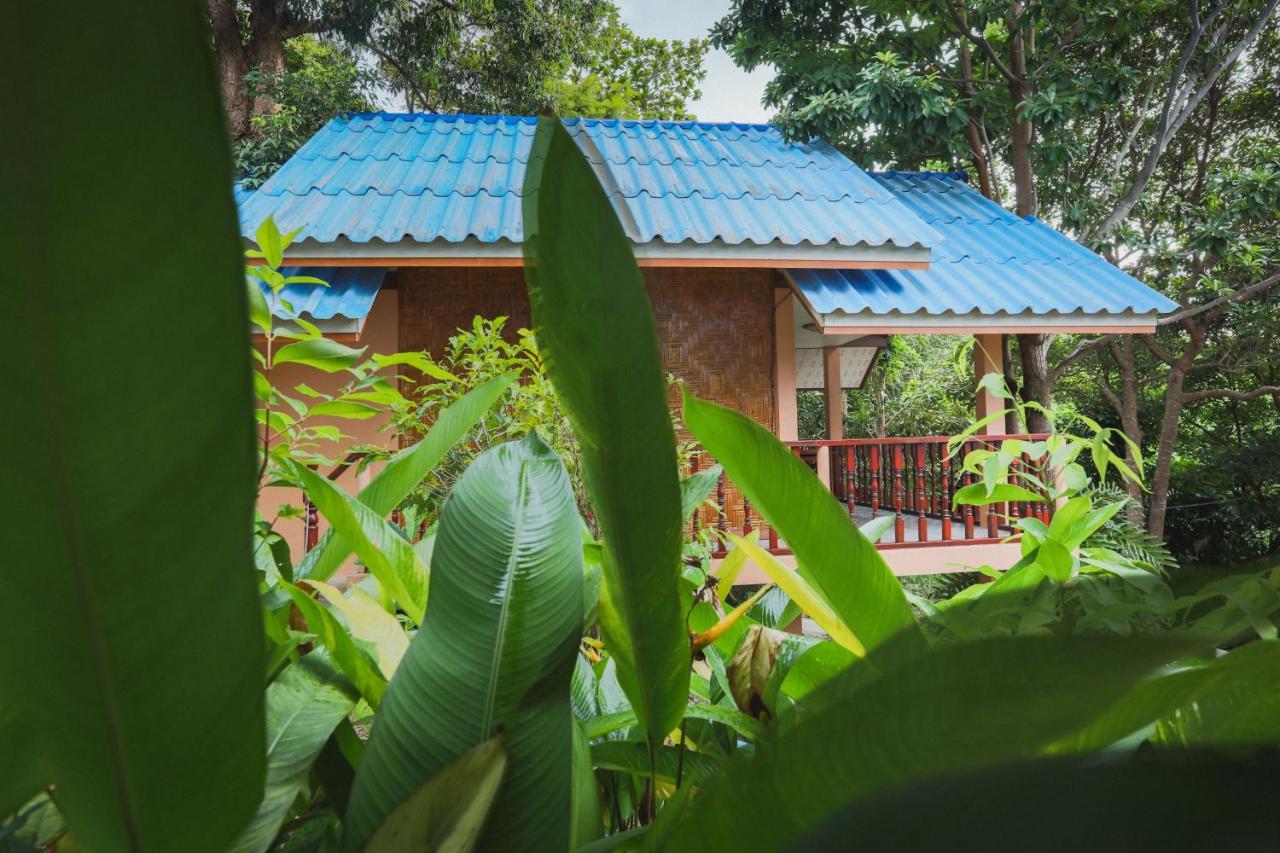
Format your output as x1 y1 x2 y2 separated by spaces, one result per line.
614 0 774 123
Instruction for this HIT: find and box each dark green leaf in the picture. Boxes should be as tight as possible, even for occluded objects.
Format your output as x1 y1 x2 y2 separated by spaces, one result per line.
4 4 264 847
344 437 584 852
231 653 358 853
522 116 688 753
787 756 1280 852
648 633 1202 850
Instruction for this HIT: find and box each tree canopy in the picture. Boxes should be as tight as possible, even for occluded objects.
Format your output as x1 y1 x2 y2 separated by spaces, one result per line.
217 1 708 185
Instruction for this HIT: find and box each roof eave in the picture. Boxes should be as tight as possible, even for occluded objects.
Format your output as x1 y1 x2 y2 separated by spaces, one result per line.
811 310 1162 335
246 236 932 269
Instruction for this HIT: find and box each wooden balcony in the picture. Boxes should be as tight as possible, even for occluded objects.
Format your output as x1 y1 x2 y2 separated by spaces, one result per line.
691 434 1054 578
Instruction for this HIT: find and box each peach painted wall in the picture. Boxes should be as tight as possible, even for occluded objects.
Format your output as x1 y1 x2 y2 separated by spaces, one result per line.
257 288 400 564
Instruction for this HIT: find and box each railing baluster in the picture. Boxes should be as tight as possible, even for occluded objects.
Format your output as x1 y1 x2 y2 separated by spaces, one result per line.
962 441 975 539
689 454 700 536
716 469 727 538
892 445 905 543
845 446 856 520
304 497 319 552
916 442 928 541
940 443 952 541
869 445 881 518
742 491 753 541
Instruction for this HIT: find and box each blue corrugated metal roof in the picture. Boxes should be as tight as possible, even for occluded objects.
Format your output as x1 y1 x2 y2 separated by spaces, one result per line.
239 113 938 249
259 267 385 320
791 172 1178 317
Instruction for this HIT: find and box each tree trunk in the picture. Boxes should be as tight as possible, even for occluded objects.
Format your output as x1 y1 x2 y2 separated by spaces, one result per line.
1018 333 1052 433
1001 334 1020 433
249 0 288 121
1005 8 1054 429
1006 10 1036 219
208 0 250 136
1111 339 1146 525
1148 327 1207 539
955 37 993 198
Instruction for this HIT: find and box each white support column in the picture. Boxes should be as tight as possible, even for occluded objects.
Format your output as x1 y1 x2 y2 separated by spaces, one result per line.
973 333 1006 528
973 333 1005 434
774 287 798 442
816 345 843 491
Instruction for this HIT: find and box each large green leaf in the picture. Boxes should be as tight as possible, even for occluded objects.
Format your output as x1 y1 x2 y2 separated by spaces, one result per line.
231 653 358 853
283 583 387 709
361 738 507 853
1154 640 1280 747
306 581 409 678
299 375 514 581
521 116 688 753
343 436 584 851
682 392 923 657
647 633 1202 851
789 755 1280 851
294 465 428 624
3 3 264 849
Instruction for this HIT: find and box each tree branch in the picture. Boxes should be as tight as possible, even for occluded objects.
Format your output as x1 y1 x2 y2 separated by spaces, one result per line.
1184 385 1280 402
1090 0 1280 238
1159 270 1280 326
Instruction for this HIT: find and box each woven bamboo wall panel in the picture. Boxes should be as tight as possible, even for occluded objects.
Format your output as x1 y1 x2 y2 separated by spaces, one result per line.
396 267 531 357
396 266 776 533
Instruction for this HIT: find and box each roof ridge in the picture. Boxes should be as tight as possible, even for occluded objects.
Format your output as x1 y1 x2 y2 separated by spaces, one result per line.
336 110 776 131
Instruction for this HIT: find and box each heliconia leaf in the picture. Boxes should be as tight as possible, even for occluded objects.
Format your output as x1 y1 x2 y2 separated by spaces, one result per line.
293 465 428 625
522 115 688 756
230 653 358 853
5 4 264 848
1153 641 1280 748
304 581 409 678
273 338 367 372
283 582 387 709
682 392 922 659
570 721 602 850
300 375 514 581
727 535 866 656
647 634 1204 851
361 738 507 853
343 436 584 852
788 755 1280 851
714 545 749 601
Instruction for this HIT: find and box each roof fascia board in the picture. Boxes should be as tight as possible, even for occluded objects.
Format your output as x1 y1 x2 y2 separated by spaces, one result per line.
818 311 1158 335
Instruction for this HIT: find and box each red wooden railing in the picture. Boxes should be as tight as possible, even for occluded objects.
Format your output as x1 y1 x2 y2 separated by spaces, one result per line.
691 434 1052 557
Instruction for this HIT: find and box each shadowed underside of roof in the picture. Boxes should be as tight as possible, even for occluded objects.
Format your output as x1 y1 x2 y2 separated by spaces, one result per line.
788 172 1178 321
238 113 939 251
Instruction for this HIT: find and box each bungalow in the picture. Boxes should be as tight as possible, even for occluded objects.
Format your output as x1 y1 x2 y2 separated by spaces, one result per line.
240 112 1175 578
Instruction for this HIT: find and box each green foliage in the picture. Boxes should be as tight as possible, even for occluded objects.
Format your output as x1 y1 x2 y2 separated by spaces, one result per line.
548 7 709 120
344 436 584 851
230 652 358 853
234 36 377 187
3 2 265 848
523 115 690 762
